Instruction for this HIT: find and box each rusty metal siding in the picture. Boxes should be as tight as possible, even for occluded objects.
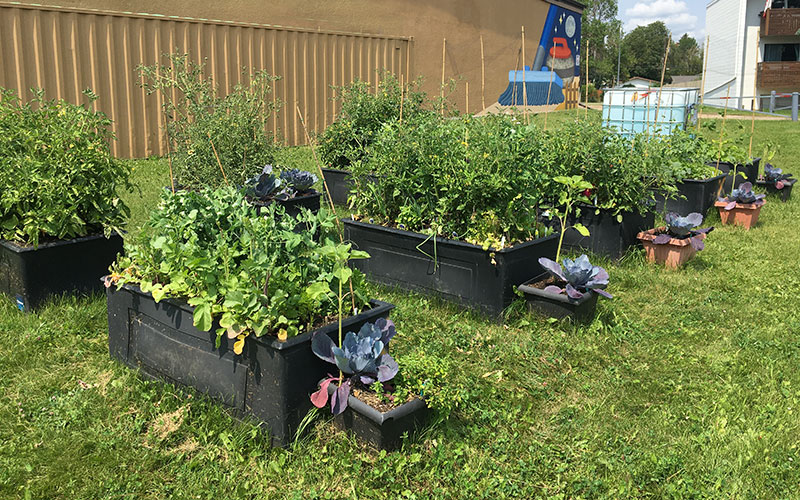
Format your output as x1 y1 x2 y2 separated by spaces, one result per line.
0 2 413 157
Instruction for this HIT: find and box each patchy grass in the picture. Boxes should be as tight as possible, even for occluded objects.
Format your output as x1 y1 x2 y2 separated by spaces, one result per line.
1 115 800 499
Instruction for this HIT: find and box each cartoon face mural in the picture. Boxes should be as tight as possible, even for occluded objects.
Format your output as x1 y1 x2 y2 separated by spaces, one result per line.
498 4 582 107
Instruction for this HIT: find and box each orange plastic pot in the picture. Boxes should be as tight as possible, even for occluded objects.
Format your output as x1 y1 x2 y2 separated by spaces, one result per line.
714 201 764 230
637 228 706 269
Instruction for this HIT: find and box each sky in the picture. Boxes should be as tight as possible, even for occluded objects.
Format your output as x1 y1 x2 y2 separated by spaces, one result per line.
617 0 707 41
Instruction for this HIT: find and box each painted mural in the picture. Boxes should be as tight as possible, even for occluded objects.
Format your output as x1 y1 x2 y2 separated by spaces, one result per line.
498 5 582 106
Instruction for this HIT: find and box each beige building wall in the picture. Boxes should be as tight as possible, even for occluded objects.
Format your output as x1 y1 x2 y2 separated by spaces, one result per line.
0 0 576 157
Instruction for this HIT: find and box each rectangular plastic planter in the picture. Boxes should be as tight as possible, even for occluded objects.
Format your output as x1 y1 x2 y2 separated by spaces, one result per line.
517 274 598 322
756 178 795 202
1 233 123 311
106 282 394 447
653 174 726 216
562 206 655 260
342 219 559 317
252 191 322 218
321 168 352 205
707 159 759 195
325 383 429 450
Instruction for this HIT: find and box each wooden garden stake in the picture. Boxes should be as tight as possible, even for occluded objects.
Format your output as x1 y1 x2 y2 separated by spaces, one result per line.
544 39 557 131
584 39 590 120
208 133 229 185
161 107 175 193
652 34 671 138
465 81 469 114
399 74 405 124
715 82 732 174
697 36 710 131
522 26 528 123
441 38 446 115
480 34 486 110
295 103 356 312
748 29 761 158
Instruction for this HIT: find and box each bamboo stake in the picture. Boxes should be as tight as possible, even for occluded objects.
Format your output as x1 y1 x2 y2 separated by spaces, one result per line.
697 36 710 131
522 26 528 123
584 39 590 120
295 103 356 312
480 34 486 110
652 33 672 138
441 38 446 115
544 39 556 131
161 107 175 193
748 29 761 158
715 82 732 178
208 134 229 185
399 74 405 124
465 81 469 114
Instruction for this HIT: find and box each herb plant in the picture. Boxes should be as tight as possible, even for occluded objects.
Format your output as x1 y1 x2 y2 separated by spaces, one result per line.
0 88 132 246
545 175 593 262
538 255 612 300
138 53 280 188
720 182 766 209
310 319 399 415
652 212 713 251
107 187 370 349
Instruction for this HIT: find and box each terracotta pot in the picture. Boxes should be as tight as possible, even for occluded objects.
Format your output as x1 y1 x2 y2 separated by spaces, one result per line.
714 201 764 230
637 227 706 269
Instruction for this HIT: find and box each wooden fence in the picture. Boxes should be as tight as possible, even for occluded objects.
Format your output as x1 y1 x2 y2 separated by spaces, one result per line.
0 2 413 157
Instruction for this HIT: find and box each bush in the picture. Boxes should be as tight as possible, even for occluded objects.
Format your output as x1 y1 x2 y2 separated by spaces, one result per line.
318 73 430 171
0 88 132 246
138 54 280 188
108 187 370 346
350 113 552 249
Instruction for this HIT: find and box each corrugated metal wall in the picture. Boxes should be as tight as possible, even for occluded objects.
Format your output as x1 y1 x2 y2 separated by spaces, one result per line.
0 2 413 157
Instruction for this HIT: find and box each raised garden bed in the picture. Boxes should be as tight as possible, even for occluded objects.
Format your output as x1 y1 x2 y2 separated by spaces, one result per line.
325 382 429 450
1 234 123 311
653 174 726 216
756 178 795 202
561 206 654 260
708 159 760 195
342 218 559 317
321 168 352 206
517 274 599 322
106 281 394 447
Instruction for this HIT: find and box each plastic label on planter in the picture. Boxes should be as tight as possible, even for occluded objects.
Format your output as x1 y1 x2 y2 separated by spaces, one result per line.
15 295 24 312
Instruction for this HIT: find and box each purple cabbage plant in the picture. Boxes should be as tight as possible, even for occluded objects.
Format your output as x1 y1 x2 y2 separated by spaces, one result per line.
244 165 282 200
280 168 318 195
538 254 612 300
310 318 399 415
653 212 714 251
764 164 794 190
720 182 765 209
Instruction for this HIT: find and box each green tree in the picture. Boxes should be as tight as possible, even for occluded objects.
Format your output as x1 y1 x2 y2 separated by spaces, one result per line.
581 0 622 87
669 34 703 76
622 21 672 82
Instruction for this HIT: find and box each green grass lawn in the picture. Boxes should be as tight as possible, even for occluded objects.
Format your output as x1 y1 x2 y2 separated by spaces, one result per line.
2 115 800 499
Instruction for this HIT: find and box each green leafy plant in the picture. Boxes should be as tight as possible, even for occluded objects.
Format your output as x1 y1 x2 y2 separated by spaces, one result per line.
318 73 430 171
0 88 132 246
107 187 370 349
546 175 593 262
350 113 553 249
138 53 280 188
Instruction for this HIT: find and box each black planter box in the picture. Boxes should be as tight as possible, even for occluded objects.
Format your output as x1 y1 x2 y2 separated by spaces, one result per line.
707 159 760 195
653 174 726 216
517 274 599 322
325 383 429 450
342 219 559 317
106 282 394 447
756 178 795 202
252 191 322 218
562 206 655 260
1 233 123 311
321 168 352 205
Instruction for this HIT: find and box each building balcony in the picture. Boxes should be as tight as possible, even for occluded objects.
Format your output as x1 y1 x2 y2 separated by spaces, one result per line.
758 61 800 89
761 8 800 37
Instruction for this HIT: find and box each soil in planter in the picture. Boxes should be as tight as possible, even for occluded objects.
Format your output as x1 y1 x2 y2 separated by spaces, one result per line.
350 385 415 414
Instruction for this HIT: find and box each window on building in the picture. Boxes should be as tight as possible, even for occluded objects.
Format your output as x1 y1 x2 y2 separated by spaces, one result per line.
764 44 800 62
771 0 800 8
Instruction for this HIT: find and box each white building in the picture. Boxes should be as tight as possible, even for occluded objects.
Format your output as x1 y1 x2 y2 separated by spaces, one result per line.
705 0 800 110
